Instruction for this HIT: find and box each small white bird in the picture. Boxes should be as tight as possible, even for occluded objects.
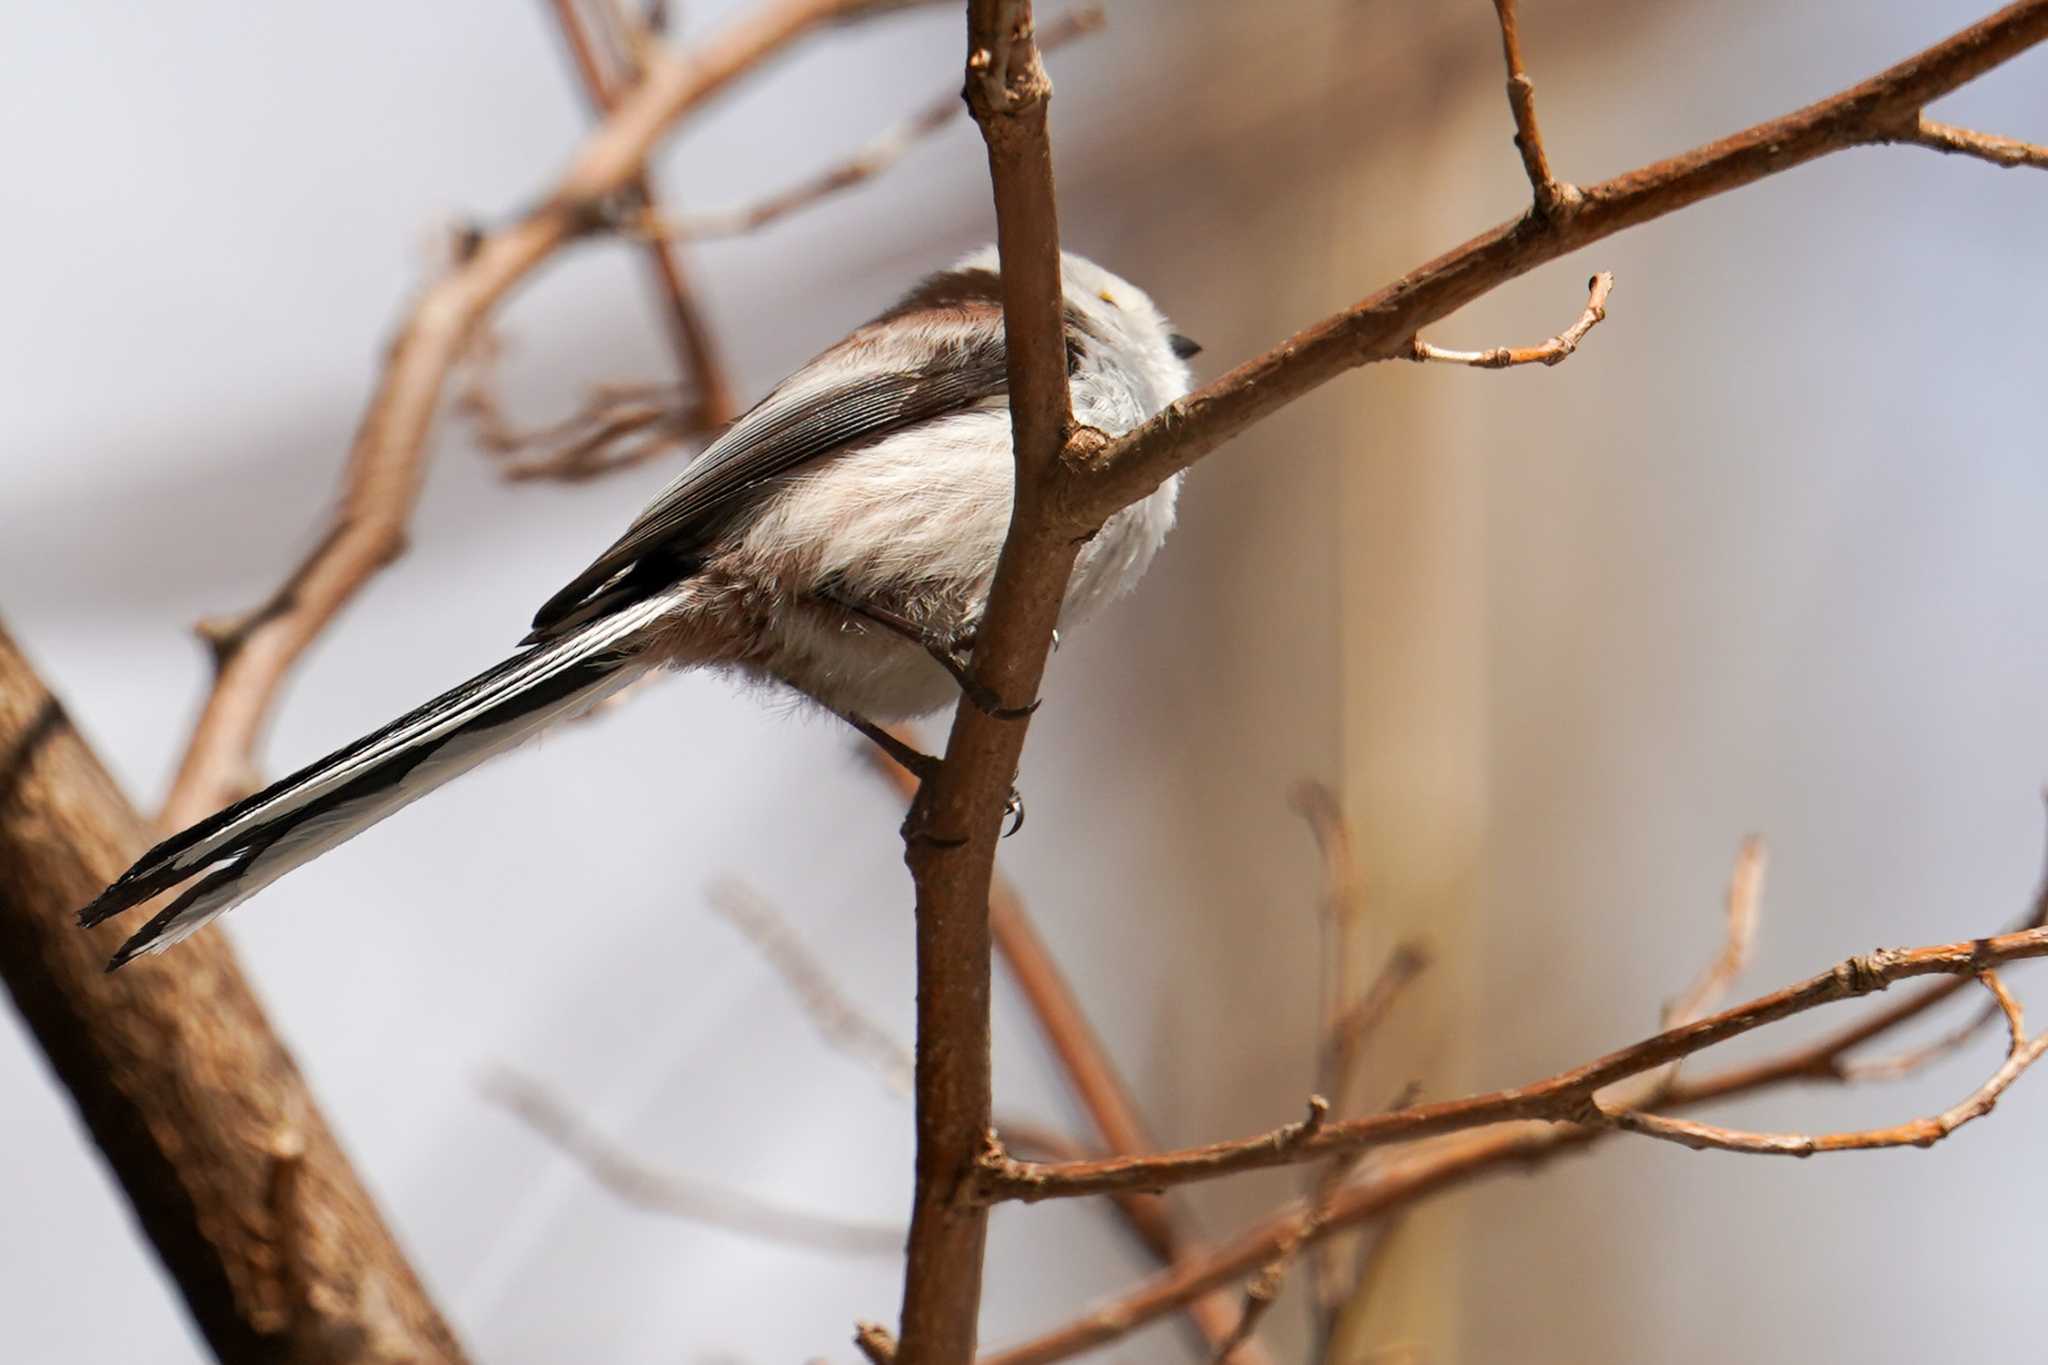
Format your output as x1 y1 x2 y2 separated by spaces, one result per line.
81 247 1200 967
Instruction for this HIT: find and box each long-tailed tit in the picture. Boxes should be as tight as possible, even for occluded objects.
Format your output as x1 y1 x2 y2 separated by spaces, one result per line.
81 247 1200 967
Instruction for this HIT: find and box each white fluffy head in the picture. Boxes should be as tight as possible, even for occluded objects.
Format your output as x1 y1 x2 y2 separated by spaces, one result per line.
951 245 1196 415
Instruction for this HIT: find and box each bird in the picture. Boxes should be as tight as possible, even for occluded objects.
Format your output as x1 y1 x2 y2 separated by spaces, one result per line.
79 246 1200 969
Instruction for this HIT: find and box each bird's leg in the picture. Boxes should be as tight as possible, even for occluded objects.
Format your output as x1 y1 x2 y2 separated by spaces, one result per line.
826 705 1027 840
818 588 1039 722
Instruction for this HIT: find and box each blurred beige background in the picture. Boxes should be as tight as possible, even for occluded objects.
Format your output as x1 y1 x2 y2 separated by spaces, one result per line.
2 2 2044 1362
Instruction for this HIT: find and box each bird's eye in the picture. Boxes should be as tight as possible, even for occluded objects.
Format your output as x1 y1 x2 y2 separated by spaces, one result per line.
1098 289 1118 305
1169 332 1203 360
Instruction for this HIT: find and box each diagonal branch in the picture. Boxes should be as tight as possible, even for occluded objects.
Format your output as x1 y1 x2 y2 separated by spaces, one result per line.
0 624 466 1362
1055 0 2048 532
480 1068 903 1254
651 5 1106 241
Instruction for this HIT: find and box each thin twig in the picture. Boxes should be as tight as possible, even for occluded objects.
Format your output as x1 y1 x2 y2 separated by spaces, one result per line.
1408 271 1613 369
545 0 737 425
1894 113 2048 169
1834 997 2005 1082
707 879 916 1096
648 5 1106 241
856 1321 900 1365
1601 972 2045 1155
1665 835 1766 1028
1488 0 1575 217
980 923 2048 1203
481 1068 902 1254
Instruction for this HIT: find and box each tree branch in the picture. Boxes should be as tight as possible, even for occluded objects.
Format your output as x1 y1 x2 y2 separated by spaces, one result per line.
980 923 2048 1202
1054 0 2048 532
0 623 464 1363
892 1 1074 1359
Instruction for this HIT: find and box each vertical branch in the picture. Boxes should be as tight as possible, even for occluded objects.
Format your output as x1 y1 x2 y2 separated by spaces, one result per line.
894 2 1072 1360
872 741 1271 1363
0 624 464 1363
1488 0 1573 217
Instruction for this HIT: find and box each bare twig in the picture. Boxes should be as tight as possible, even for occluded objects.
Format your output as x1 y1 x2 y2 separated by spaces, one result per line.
455 335 693 483
1488 0 1576 217
857 1321 901 1365
156 0 891 832
1291 782 1369 1120
1834 997 2005 1082
981 923 2048 1203
1605 971 2045 1155
1665 835 1766 1028
1894 113 2048 169
708 879 915 1096
1058 2 2048 529
649 5 1106 241
1407 271 1613 369
545 0 737 426
481 1068 903 1254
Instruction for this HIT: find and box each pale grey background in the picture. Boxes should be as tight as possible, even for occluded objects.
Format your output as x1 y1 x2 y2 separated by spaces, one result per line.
2 2 2043 1362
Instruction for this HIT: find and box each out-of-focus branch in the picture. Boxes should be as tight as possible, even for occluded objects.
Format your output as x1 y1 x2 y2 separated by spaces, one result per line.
1665 835 1765 1029
157 0 891 832
1407 271 1612 369
1056 1 2048 530
869 735 1274 1365
545 0 737 426
1287 781 1430 1343
647 5 1104 241
480 1068 903 1254
0 623 465 1363
708 878 916 1096
1893 113 2048 169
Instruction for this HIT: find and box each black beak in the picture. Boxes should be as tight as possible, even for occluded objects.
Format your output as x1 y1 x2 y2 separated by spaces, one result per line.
1168 332 1203 361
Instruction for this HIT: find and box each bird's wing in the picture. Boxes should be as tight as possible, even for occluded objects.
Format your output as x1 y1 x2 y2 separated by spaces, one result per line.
529 325 1012 636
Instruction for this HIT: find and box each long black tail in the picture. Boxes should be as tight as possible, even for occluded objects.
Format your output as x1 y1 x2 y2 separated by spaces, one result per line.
81 598 672 969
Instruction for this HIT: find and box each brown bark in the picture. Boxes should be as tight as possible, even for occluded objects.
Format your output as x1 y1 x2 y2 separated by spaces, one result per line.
0 623 463 1364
